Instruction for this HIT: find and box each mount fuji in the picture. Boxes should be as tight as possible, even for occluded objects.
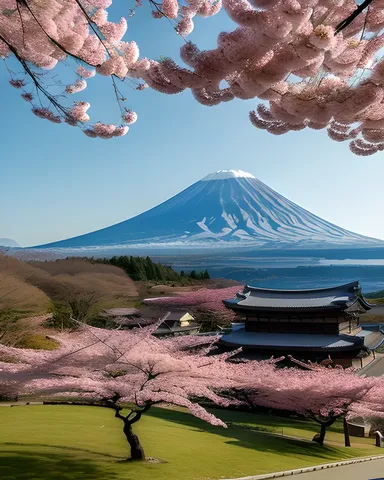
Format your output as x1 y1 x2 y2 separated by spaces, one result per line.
36 170 382 251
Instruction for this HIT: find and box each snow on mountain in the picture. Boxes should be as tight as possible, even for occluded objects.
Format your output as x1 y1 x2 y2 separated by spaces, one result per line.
35 170 382 250
202 170 255 181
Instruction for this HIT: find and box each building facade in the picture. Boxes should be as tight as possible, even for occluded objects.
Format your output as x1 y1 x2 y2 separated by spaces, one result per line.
221 281 384 367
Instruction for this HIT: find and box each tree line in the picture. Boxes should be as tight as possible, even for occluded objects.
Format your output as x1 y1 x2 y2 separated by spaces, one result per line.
83 256 210 282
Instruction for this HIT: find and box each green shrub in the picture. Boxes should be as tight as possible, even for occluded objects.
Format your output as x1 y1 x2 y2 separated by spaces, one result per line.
14 334 59 350
44 302 77 331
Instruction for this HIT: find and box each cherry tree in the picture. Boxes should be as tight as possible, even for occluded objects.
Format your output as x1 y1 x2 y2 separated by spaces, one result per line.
144 286 240 330
1 321 383 458
237 361 383 446
0 322 244 460
1 0 384 154
144 286 240 312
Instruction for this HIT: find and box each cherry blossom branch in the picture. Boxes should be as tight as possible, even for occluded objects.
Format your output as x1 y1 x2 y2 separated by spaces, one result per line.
335 0 373 34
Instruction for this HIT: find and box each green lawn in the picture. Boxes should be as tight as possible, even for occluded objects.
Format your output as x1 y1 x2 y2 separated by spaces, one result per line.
0 405 378 480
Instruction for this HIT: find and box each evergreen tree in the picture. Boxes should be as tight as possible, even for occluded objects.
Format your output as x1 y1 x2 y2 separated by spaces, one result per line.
86 255 209 283
203 270 210 279
145 256 157 280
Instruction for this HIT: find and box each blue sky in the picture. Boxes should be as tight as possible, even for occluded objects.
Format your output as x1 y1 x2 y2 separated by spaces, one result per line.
1 3 383 247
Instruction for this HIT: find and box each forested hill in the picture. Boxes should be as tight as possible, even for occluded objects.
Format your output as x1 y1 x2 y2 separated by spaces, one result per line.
84 255 210 282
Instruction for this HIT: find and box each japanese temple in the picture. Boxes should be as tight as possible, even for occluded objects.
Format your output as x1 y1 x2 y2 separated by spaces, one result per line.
221 281 384 368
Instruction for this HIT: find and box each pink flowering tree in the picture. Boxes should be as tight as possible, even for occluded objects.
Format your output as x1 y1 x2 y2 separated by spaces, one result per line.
1 0 384 154
1 321 383 456
0 322 243 461
144 286 241 312
143 286 242 331
237 361 382 446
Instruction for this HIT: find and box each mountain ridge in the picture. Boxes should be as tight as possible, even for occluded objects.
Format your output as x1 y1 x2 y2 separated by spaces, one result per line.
0 238 21 248
35 170 383 250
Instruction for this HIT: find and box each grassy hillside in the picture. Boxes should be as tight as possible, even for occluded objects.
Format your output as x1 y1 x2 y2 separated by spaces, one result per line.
0 256 51 315
0 256 139 348
0 256 138 313
0 405 378 480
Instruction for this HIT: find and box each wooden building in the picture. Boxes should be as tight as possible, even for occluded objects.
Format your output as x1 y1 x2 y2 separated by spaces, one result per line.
153 311 200 337
221 281 384 367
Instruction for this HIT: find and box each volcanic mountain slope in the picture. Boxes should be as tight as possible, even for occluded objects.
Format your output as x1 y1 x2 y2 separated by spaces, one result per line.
36 170 381 249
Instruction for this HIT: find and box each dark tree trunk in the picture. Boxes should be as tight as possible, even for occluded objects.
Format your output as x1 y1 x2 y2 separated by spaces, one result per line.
343 417 351 447
316 423 327 446
312 418 336 446
108 397 153 462
103 394 156 462
123 422 146 461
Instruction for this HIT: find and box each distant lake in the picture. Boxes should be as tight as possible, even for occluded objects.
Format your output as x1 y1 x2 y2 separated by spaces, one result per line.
158 255 384 293
319 259 384 266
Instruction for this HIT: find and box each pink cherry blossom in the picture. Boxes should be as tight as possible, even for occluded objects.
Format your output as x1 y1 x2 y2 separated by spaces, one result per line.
162 0 179 18
0 0 383 152
2 322 384 454
99 17 127 45
0 323 245 459
83 128 98 138
176 16 194 36
114 125 129 136
136 83 148 91
144 286 240 313
69 101 90 120
9 79 25 88
21 92 33 102
123 109 138 124
32 108 62 124
66 79 87 94
77 66 96 78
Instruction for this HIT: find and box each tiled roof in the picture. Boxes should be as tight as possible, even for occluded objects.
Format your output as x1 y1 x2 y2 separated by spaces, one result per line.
223 281 372 311
162 311 192 321
219 329 362 350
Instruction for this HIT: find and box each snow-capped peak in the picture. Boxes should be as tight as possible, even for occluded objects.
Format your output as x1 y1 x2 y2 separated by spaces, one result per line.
36 169 382 250
201 170 255 181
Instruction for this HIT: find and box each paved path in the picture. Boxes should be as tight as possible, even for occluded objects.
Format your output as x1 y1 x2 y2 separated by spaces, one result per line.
369 306 384 315
360 357 384 377
293 458 384 479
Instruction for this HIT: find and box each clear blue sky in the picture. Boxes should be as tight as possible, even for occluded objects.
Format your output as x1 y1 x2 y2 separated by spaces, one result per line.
1 3 383 247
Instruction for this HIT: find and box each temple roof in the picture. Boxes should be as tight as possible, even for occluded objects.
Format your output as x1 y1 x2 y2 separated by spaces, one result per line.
219 326 384 352
223 281 373 313
219 329 368 351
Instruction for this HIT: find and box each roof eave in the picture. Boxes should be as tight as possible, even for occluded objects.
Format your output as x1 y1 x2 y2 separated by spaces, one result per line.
218 339 361 351
222 303 345 313
243 281 360 295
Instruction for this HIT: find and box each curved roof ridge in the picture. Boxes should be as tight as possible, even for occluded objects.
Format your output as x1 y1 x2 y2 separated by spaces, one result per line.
244 281 360 295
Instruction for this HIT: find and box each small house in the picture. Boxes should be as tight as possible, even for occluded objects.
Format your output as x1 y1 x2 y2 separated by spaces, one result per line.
153 311 200 337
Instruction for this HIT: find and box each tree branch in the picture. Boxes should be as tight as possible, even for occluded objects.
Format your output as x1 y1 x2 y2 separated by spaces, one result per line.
335 0 373 35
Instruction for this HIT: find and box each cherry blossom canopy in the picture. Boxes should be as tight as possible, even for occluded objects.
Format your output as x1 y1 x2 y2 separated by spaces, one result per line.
1 0 384 154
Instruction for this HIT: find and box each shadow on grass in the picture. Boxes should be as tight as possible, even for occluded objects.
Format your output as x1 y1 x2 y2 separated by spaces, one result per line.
146 408 350 462
0 450 124 480
205 409 344 436
1 442 124 459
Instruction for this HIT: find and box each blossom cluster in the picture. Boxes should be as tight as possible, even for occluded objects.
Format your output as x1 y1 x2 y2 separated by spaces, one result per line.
1 321 384 426
0 0 137 138
143 286 240 312
2 0 384 152
145 0 384 155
